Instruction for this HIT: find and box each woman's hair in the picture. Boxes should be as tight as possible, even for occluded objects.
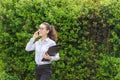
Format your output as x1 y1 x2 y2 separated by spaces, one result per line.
41 22 58 42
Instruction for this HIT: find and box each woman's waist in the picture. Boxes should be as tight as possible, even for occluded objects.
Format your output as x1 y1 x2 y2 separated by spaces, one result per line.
36 63 51 69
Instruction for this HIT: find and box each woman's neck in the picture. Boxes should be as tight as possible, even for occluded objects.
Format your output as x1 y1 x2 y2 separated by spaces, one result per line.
41 36 48 41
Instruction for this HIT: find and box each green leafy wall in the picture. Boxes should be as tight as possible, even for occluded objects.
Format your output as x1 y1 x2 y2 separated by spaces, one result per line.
0 0 120 80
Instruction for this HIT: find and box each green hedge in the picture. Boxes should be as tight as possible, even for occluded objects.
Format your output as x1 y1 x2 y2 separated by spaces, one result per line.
0 73 20 80
0 0 120 80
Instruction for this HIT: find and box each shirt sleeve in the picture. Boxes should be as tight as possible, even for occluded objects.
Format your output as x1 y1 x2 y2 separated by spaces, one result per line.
51 53 60 61
25 38 36 51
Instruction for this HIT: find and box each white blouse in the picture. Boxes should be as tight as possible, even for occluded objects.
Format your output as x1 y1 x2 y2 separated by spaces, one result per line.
25 37 60 65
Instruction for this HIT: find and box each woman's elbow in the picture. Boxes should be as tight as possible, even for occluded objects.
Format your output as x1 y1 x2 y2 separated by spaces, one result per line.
55 56 60 61
57 56 60 60
25 47 30 52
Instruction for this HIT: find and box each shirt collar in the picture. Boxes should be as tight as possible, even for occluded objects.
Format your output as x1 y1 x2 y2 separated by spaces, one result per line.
39 37 50 42
45 37 50 42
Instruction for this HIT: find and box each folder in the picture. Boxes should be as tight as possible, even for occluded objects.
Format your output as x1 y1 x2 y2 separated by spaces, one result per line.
42 45 61 61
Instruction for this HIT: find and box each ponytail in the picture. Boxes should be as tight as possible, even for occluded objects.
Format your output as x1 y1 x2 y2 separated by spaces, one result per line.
48 25 58 42
42 22 58 42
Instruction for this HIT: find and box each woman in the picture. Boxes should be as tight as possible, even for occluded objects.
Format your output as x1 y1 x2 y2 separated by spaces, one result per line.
25 22 60 80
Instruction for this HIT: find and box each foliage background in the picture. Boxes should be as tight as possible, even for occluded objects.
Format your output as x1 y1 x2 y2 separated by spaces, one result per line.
0 0 120 80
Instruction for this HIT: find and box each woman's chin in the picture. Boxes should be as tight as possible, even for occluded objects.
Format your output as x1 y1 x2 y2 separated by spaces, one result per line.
39 34 42 36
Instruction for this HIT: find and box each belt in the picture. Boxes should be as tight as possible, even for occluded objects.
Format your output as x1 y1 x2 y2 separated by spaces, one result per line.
36 64 51 69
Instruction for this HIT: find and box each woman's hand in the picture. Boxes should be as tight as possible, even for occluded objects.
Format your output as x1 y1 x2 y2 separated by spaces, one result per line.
43 53 51 60
33 31 39 39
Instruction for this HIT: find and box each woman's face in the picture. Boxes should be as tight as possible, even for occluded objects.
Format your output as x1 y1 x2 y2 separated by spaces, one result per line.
38 24 49 37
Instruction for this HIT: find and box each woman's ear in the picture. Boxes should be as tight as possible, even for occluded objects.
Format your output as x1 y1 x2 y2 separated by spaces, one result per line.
46 30 49 34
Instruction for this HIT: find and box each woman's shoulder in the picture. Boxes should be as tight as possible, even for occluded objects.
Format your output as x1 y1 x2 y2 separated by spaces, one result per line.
48 38 56 44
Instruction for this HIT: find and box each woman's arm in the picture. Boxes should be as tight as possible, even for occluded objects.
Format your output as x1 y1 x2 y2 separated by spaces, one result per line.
25 31 39 51
51 53 60 61
25 38 35 51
